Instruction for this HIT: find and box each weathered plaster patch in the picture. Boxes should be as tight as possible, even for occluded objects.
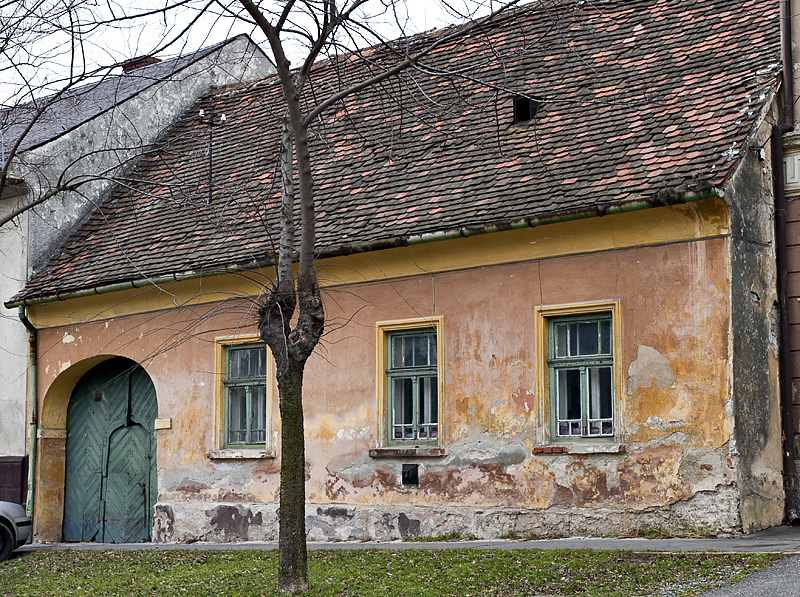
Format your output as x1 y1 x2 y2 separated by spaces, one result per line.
627 345 675 395
445 438 528 468
158 488 742 544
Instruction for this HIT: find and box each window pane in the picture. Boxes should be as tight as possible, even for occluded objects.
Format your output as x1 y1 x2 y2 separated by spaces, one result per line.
393 377 414 439
250 386 267 443
228 387 247 444
392 336 403 368
229 346 266 378
413 335 427 366
588 367 612 419
403 337 414 368
568 323 578 356
391 331 436 369
577 322 599 355
556 324 567 358
419 377 438 424
588 366 613 436
600 320 611 354
557 368 581 421
418 376 438 439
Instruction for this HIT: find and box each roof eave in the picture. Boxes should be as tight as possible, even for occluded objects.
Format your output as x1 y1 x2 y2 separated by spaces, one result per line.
5 186 724 310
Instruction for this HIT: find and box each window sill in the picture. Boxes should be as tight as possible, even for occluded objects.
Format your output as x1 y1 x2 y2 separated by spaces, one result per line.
369 446 445 458
534 444 626 455
207 449 276 460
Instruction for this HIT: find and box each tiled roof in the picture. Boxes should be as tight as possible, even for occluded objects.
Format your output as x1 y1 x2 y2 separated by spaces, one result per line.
11 0 781 304
0 35 259 158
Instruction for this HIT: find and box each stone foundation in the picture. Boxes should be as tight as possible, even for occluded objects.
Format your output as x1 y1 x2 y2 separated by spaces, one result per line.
153 485 742 543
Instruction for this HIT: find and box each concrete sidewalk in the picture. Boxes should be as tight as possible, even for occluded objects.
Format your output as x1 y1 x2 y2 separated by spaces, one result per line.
16 525 800 595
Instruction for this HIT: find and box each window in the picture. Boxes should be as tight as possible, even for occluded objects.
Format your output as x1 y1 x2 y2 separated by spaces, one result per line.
536 302 620 443
513 96 541 123
548 314 614 438
376 318 443 448
223 344 267 447
387 328 438 443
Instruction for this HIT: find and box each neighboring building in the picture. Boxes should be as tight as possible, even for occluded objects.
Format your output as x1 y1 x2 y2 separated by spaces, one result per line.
0 35 273 502
5 0 795 542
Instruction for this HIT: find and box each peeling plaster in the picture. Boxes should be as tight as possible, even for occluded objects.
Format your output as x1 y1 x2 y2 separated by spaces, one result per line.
627 345 676 395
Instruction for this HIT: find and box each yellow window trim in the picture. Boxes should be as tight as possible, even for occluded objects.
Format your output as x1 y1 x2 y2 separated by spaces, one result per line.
375 317 444 448
213 333 273 452
534 301 622 443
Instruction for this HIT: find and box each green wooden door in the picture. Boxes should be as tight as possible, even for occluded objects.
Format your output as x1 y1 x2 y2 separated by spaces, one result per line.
63 358 157 543
104 424 150 542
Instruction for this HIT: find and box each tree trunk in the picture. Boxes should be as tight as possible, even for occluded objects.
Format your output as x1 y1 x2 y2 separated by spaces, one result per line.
276 359 309 595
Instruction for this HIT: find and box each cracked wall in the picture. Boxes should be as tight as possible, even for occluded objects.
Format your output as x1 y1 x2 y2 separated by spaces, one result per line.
27 199 780 542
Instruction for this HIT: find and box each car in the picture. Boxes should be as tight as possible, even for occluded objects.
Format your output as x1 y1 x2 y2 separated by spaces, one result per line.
0 501 31 561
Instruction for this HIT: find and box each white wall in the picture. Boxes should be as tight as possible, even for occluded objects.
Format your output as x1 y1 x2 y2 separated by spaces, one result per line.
0 35 273 458
0 183 30 456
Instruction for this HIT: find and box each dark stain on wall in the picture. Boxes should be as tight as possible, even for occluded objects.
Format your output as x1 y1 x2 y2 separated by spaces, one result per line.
209 505 263 540
726 147 782 529
317 506 354 519
398 513 420 538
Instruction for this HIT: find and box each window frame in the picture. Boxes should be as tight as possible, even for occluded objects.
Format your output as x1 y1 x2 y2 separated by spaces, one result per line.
376 317 444 448
535 302 621 444
214 335 273 452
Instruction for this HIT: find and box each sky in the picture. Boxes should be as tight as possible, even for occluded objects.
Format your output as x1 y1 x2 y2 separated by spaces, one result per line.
0 0 505 107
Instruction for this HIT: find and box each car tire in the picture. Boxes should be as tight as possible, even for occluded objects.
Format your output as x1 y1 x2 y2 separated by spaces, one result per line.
0 524 14 562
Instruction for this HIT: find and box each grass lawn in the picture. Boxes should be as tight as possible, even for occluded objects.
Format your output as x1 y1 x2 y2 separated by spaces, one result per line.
0 547 781 597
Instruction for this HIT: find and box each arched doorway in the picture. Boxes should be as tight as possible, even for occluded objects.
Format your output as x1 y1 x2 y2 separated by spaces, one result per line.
62 357 157 543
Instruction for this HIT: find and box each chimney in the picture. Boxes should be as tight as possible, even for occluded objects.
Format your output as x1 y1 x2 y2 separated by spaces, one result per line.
121 56 162 73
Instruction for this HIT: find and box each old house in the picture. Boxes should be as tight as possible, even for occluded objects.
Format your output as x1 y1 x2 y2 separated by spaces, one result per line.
6 0 797 543
0 36 273 506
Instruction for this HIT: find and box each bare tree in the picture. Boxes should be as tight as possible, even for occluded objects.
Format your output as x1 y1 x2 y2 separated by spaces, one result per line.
235 1 528 591
2 1 523 594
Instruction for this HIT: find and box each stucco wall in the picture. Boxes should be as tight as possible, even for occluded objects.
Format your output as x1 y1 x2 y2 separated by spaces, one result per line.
29 224 747 542
0 183 30 457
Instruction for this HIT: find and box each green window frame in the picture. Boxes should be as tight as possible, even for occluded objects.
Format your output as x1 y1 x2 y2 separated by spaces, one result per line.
386 328 439 445
548 313 614 439
223 344 267 447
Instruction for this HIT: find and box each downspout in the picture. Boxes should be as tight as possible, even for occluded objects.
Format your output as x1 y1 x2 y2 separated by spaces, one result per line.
18 307 37 520
775 0 798 524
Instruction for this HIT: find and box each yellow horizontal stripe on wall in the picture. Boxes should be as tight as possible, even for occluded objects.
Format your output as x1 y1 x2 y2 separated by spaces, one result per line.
27 198 728 328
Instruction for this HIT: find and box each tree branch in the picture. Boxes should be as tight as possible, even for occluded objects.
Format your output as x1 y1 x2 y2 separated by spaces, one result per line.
302 0 522 125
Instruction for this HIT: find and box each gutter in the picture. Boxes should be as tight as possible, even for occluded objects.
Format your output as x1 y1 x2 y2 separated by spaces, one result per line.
5 186 723 309
405 189 722 246
774 0 798 525
18 307 37 520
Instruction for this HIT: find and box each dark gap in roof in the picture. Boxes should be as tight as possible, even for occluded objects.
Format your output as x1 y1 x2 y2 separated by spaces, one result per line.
513 96 541 123
122 56 162 73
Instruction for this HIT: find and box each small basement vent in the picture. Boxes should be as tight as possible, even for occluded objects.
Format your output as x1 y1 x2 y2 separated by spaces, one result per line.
402 464 419 486
513 96 541 123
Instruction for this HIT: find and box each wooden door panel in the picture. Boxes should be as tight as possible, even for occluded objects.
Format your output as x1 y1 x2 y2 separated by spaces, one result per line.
63 358 157 543
104 424 150 543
